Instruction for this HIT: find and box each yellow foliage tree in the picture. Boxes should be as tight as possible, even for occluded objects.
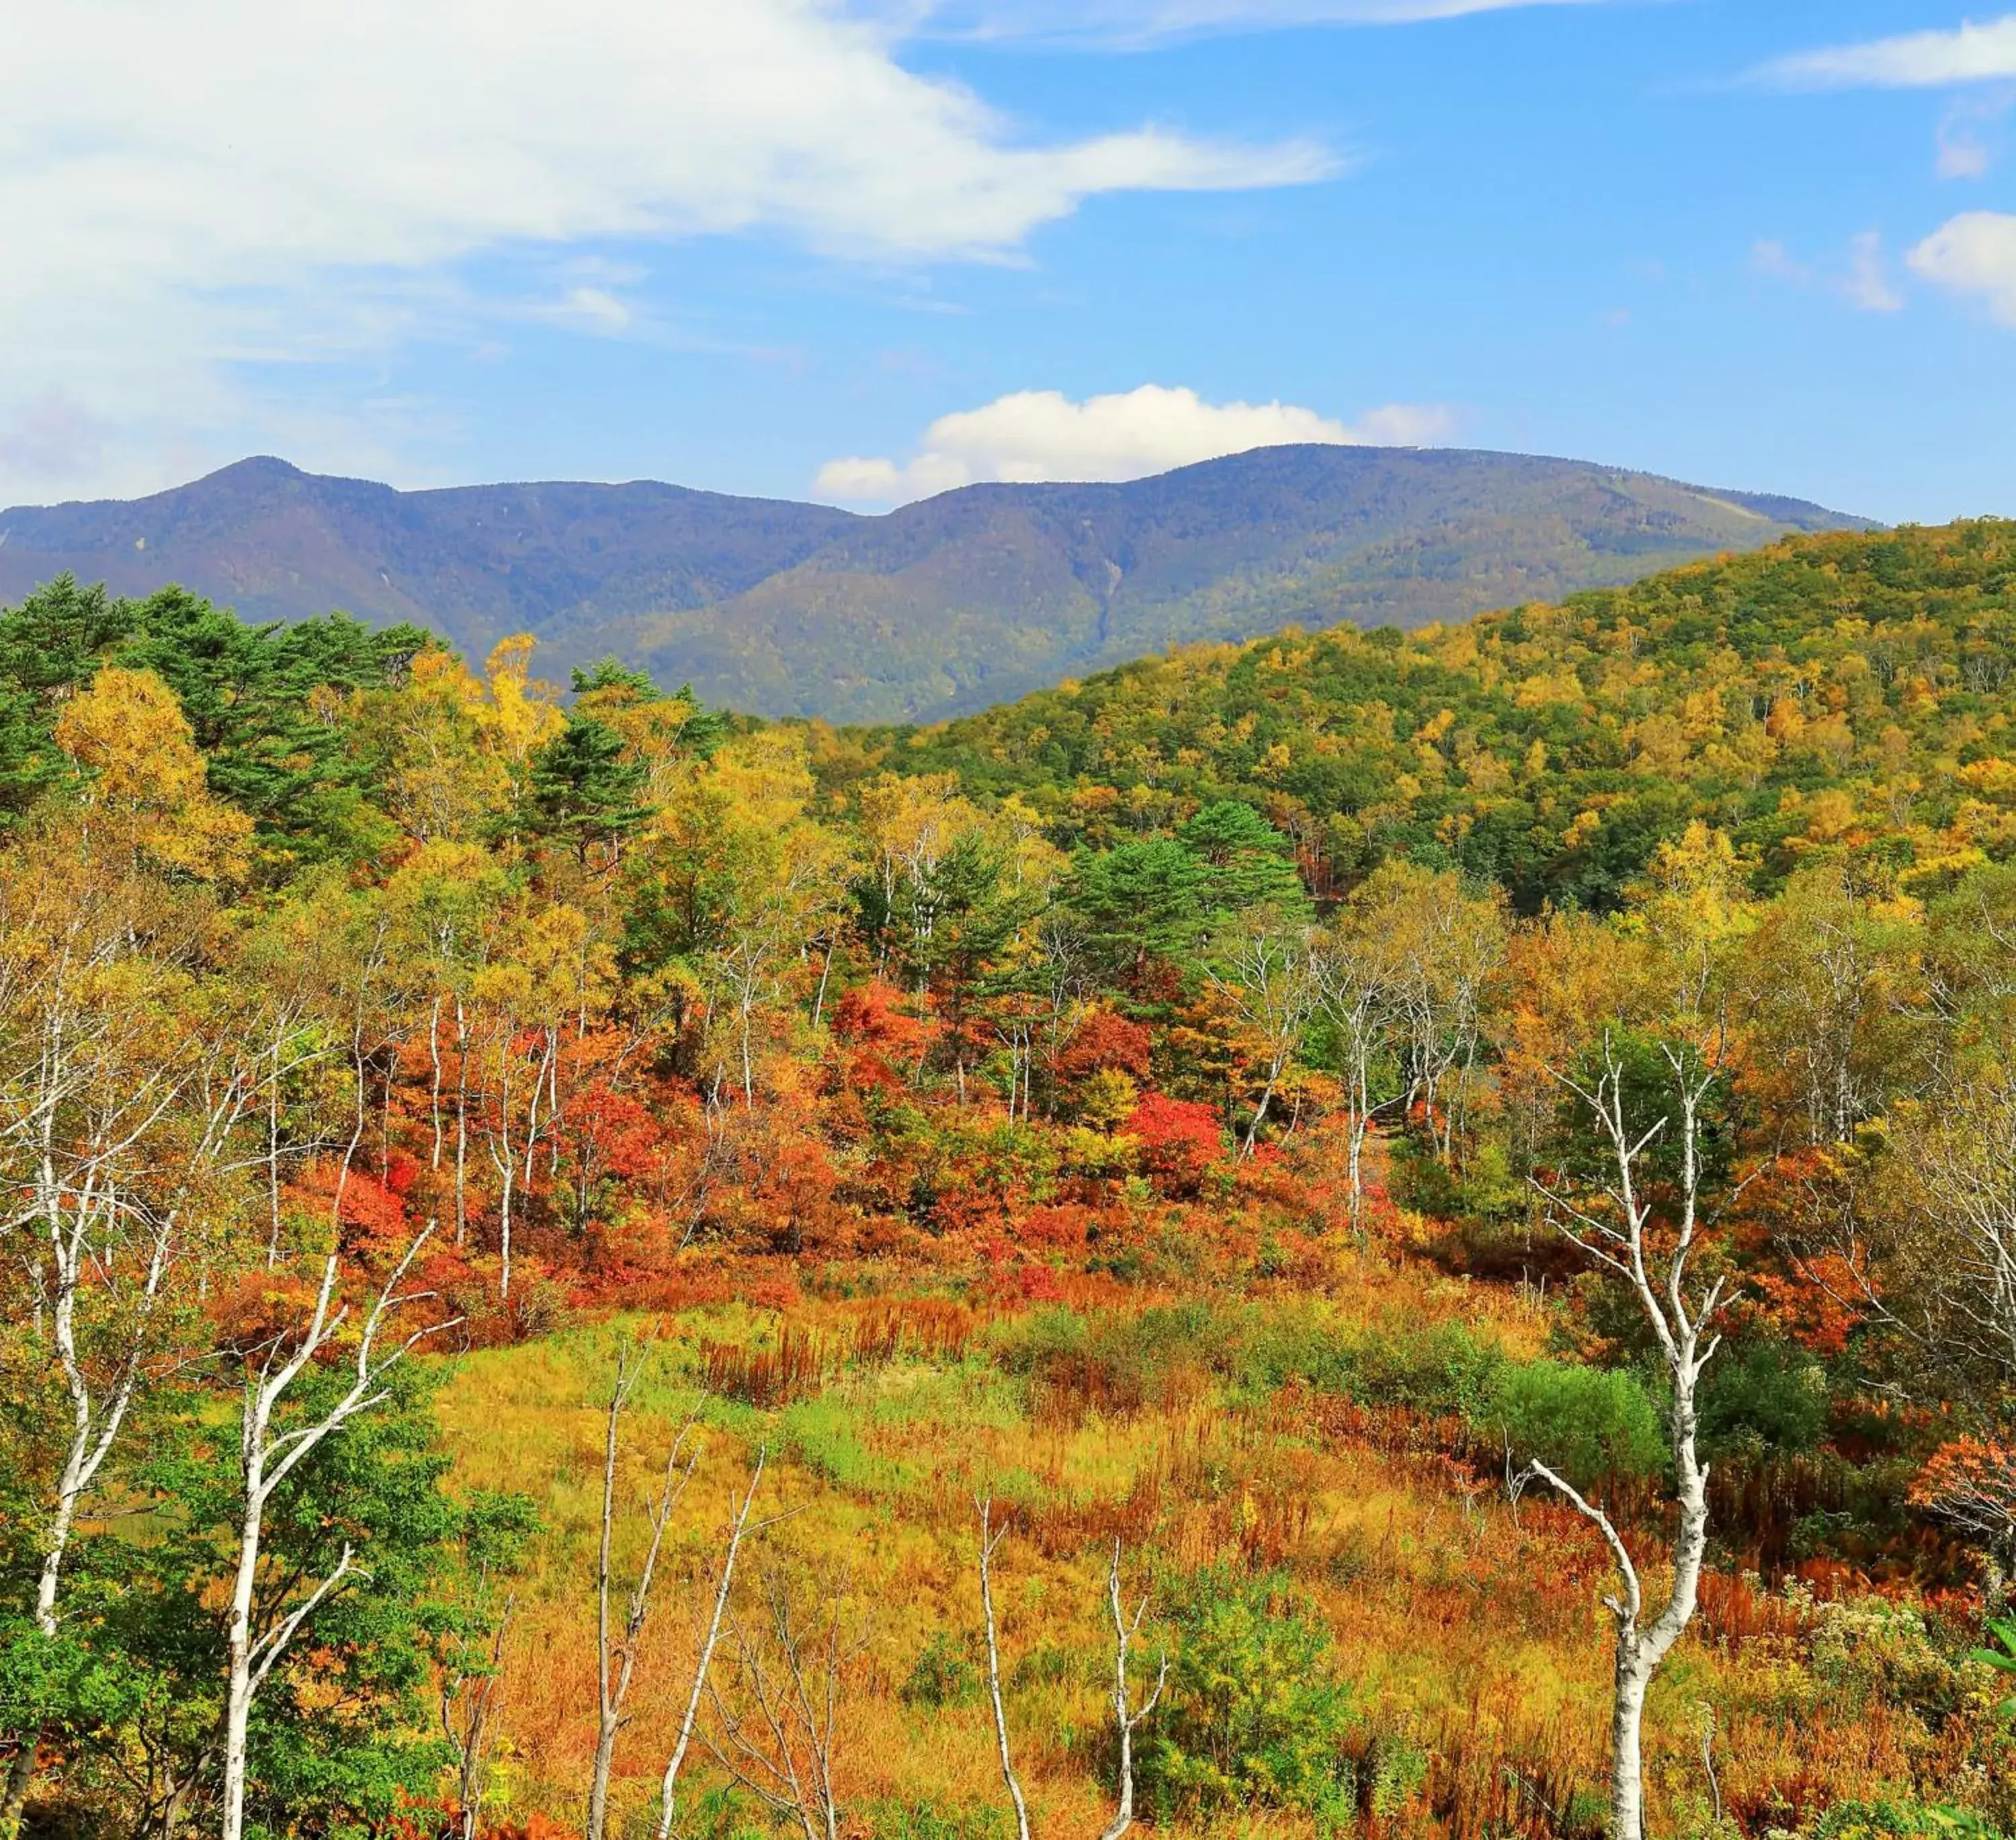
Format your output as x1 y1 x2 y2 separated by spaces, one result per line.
54 667 252 879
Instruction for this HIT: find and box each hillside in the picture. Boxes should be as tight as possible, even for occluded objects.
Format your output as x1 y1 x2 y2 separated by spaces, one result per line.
841 519 2016 912
7 526 2016 1840
0 447 1862 722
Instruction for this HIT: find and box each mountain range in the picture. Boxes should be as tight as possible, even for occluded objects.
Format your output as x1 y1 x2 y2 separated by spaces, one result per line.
0 449 1866 723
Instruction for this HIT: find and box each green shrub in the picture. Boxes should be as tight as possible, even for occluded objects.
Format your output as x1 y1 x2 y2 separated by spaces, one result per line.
859 1800 1012 1840
1490 1360 1667 1489
778 1398 907 1494
991 1300 1227 1411
1345 1323 1505 1420
671 1785 767 1840
1141 1564 1357 1825
1699 1341 1830 1459
1813 1801 2007 1838
1239 1313 1505 1420
990 1306 1089 1373
902 1630 981 1710
1008 1641 1081 1691
1364 1732 1429 1818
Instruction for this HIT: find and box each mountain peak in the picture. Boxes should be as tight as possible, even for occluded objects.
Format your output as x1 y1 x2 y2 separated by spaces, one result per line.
0 448 1865 723
205 455 306 483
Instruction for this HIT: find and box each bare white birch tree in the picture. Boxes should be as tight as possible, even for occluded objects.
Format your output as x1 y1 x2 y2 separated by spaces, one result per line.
1393 879 1505 1170
0 868 296 1833
974 1497 1032 1840
705 1566 866 1840
653 1447 769 1840
1210 911 1321 1157
1312 925 1403 1231
586 1351 699 1840
218 1224 451 1840
478 1005 524 1302
1097 1537 1167 1840
1513 1030 1735 1840
1885 1071 2016 1385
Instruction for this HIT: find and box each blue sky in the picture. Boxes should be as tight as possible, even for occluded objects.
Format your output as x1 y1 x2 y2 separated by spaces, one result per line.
5 1 2015 524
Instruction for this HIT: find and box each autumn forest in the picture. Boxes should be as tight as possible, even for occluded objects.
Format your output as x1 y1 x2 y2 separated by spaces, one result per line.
7 519 2016 1840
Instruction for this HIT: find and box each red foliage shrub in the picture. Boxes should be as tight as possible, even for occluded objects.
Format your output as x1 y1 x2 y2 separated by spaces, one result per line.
564 1085 667 1187
1055 1009 1152 1084
832 980 935 1095
1125 1093 1224 1198
694 1108 855 1256
335 1169 409 1249
1913 1435 2016 1550
284 1157 411 1257
205 1267 327 1357
743 1271 804 1312
382 1150 419 1196
1017 1203 1093 1250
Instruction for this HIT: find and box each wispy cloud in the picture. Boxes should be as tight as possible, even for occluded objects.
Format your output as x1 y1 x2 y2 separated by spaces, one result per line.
925 0 1606 47
814 384 1456 504
1753 15 2016 90
1752 232 1904 314
0 0 1337 504
1937 93 2014 177
1845 233 1905 312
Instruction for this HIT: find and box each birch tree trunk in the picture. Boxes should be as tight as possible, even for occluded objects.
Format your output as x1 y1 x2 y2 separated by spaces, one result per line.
218 1228 448 1840
974 1498 1031 1840
655 1448 767 1840
586 1355 696 1840
1518 1030 1732 1840
453 997 470 1248
1097 1538 1167 1840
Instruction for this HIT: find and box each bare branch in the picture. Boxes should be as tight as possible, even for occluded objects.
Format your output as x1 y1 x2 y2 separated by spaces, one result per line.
655 1446 767 1840
975 1497 1032 1840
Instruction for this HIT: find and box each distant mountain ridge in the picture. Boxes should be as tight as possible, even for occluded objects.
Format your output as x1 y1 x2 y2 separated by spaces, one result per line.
0 448 1867 723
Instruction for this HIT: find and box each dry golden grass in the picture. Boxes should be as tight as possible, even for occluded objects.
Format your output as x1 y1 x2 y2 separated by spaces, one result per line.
429 1256 1999 1839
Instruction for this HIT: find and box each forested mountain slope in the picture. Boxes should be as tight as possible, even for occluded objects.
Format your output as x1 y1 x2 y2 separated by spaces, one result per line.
842 519 2016 911
0 446 1860 723
7 524 2016 1840
0 454 855 661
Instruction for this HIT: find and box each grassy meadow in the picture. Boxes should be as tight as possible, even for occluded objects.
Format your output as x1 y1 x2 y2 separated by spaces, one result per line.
432 1242 2003 1840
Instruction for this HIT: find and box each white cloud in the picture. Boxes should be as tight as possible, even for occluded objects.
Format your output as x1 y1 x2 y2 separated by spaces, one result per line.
0 392 112 488
1845 233 1905 312
0 0 1332 505
1910 211 2016 323
814 384 1456 502
1751 232 1903 314
1751 239 1813 286
1940 124 1995 178
926 0 1605 47
1755 15 2016 90
1937 94 2013 177
533 288 637 335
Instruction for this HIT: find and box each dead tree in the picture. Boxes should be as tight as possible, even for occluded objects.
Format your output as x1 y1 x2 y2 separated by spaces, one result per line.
441 1591 515 1840
705 1565 866 1840
218 1225 450 1840
1312 931 1403 1232
1097 1538 1167 1840
653 1447 769 1840
587 1350 700 1840
1208 915 1320 1157
1514 1030 1736 1840
974 1497 1031 1840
